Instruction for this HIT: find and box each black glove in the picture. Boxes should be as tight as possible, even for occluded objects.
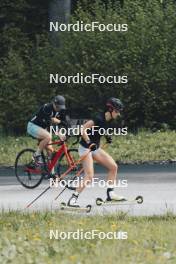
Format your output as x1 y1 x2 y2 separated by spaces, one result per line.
106 136 112 144
87 142 97 151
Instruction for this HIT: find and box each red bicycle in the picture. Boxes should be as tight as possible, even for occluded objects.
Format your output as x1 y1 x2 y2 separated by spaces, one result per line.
15 138 83 189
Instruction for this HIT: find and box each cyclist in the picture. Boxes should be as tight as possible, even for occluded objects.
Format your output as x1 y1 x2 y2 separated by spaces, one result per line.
27 95 67 164
67 97 125 207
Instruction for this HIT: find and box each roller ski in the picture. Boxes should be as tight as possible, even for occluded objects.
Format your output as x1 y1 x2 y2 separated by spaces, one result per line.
96 188 143 206
60 193 92 213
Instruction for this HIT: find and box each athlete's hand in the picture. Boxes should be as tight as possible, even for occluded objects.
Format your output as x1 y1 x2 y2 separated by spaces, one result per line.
106 136 112 144
51 117 61 124
88 142 97 151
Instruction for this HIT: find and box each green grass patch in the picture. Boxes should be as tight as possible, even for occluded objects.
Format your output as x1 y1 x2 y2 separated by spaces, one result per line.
0 130 176 166
105 130 176 163
0 136 35 166
0 211 176 263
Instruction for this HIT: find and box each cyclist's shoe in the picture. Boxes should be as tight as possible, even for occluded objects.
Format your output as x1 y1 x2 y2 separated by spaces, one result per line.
67 193 79 207
33 153 43 165
107 189 126 202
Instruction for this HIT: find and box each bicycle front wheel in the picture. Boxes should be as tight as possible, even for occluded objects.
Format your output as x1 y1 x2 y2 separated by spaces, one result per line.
15 148 44 189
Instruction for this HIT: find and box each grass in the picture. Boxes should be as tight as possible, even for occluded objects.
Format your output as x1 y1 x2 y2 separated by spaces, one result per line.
0 211 176 263
107 130 176 163
0 130 176 166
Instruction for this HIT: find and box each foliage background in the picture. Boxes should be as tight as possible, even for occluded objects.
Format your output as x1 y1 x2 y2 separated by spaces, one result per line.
0 0 175 134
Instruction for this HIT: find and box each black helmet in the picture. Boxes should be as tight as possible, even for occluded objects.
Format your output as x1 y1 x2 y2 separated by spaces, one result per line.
53 95 66 110
106 97 124 112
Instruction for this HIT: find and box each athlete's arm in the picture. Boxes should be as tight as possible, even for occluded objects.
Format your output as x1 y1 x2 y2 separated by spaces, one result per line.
53 110 69 126
43 104 62 125
82 120 94 143
42 104 53 125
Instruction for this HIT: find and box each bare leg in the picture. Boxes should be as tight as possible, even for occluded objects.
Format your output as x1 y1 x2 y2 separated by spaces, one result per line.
68 148 123 206
67 151 94 206
93 149 124 200
93 148 118 185
35 129 52 153
76 152 94 193
76 148 117 193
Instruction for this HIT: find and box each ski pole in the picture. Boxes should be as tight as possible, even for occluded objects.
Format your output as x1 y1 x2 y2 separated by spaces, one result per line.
25 186 51 208
54 167 84 200
25 144 94 208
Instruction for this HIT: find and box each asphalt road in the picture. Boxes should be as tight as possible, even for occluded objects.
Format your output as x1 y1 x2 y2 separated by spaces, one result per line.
0 164 176 216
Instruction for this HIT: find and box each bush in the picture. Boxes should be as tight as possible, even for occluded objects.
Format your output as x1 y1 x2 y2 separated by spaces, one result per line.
0 0 176 134
56 0 176 130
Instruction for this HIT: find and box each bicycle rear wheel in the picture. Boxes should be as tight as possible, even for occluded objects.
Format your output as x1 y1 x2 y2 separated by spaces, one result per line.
56 149 84 190
15 148 44 189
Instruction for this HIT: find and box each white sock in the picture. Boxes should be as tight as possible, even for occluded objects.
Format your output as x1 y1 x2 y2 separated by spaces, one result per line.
109 190 115 195
73 191 79 197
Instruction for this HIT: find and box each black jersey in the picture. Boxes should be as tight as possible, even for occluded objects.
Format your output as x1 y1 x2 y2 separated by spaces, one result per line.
80 112 113 148
30 103 63 129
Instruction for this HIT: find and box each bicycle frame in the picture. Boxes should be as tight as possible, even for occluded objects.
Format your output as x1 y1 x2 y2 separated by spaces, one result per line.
26 140 78 175
47 140 76 172
26 142 103 208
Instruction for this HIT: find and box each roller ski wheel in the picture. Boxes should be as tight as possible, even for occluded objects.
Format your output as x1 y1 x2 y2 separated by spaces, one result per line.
135 195 143 204
96 196 143 206
60 202 92 213
96 198 104 206
96 197 127 206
